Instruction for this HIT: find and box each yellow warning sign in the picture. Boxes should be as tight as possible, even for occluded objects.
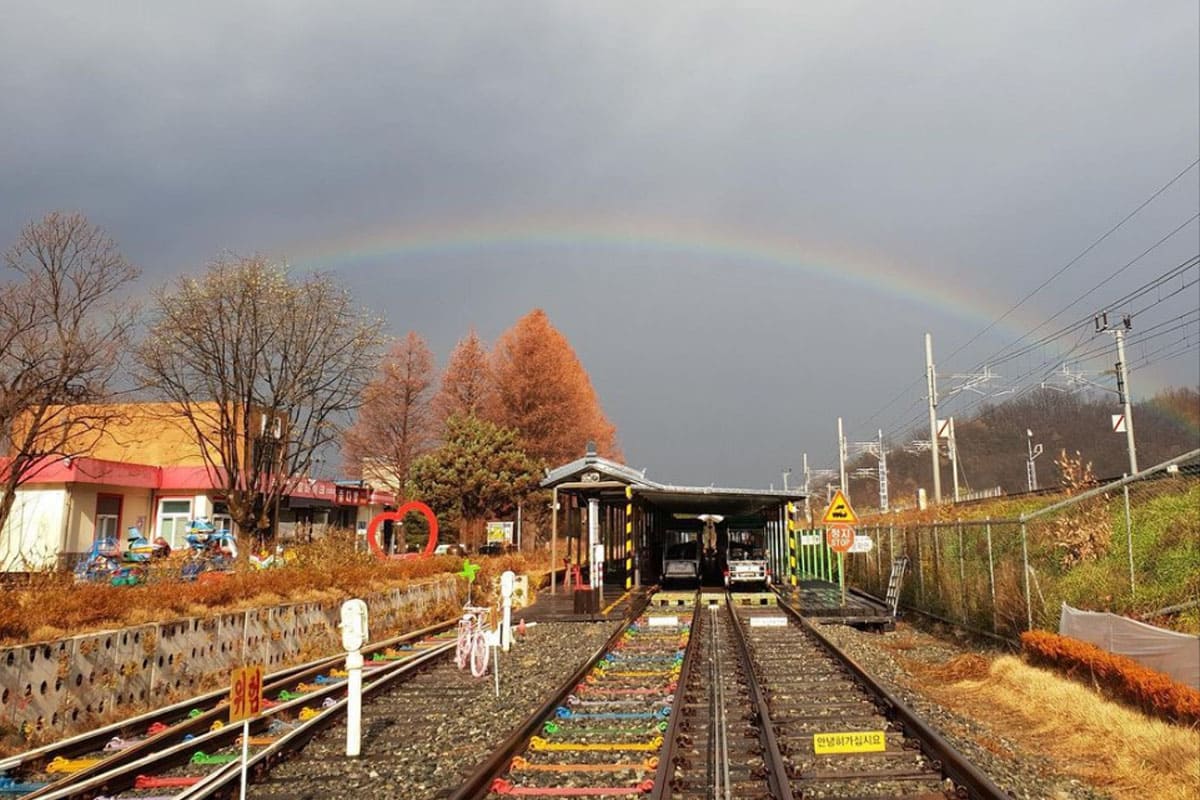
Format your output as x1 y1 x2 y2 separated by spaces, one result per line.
813 730 886 754
821 489 858 525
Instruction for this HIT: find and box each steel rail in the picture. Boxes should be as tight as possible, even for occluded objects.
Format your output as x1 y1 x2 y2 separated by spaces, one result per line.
29 631 457 800
644 599 702 800
5 616 456 785
444 589 655 800
174 640 457 799
723 593 796 800
708 604 731 798
774 594 1011 800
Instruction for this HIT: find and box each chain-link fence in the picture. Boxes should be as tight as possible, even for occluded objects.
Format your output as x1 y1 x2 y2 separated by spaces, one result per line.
847 448 1200 640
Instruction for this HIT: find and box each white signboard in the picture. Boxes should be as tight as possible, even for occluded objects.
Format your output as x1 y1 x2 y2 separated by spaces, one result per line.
749 616 788 627
848 535 874 554
1112 414 1127 433
648 615 679 627
800 534 823 547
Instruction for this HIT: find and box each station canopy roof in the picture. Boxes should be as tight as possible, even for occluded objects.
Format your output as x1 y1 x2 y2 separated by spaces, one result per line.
633 485 800 518
542 445 804 518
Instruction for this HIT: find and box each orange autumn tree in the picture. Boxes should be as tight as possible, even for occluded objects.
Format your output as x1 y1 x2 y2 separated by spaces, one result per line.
489 309 620 466
343 332 436 497
432 328 493 427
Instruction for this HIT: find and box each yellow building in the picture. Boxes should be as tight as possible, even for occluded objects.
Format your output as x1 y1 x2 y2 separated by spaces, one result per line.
1 403 394 570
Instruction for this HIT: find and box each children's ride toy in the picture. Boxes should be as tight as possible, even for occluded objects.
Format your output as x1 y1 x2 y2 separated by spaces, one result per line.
122 526 171 563
181 519 238 580
74 537 146 586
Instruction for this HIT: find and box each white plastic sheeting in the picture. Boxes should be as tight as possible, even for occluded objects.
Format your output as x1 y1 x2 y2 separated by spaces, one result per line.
1059 603 1199 689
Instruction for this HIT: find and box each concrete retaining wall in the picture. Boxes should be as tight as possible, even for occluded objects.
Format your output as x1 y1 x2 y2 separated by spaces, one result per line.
0 575 458 738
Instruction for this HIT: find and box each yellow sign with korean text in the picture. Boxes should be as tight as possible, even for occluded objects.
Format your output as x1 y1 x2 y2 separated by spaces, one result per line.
813 730 886 754
229 664 264 723
821 489 859 526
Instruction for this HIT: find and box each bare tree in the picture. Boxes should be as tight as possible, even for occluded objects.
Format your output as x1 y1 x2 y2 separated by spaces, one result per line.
137 256 384 543
0 212 140 546
342 331 436 497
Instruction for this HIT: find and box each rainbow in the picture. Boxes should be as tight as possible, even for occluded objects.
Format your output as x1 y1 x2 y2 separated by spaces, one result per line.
290 215 1034 333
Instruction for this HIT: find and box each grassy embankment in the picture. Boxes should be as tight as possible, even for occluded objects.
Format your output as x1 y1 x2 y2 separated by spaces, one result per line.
859 480 1200 634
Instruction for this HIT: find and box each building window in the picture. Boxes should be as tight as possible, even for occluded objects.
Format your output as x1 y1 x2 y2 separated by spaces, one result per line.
212 501 233 535
96 494 122 543
157 498 193 549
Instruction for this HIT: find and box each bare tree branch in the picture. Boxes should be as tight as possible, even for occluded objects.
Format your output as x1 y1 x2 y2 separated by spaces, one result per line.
137 256 384 541
0 212 140 543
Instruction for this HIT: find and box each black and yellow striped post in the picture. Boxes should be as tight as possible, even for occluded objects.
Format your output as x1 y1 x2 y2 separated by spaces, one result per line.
787 502 798 587
625 485 634 591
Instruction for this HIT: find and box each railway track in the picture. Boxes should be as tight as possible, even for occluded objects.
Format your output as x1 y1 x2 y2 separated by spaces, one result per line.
0 620 459 799
685 591 1006 799
5 589 1011 799
448 590 1009 799
479 610 689 798
6 593 648 800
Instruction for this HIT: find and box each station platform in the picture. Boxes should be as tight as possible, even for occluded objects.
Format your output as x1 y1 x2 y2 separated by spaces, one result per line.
515 580 893 629
517 584 650 624
778 579 895 630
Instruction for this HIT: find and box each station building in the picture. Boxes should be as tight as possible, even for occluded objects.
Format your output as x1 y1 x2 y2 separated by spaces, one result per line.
0 403 393 570
542 443 806 590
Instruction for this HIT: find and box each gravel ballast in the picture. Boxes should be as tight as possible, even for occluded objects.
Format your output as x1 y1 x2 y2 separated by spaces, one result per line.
817 621 1114 800
249 621 620 800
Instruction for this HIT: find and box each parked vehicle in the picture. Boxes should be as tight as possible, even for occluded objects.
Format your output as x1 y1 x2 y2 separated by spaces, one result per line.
724 530 770 589
662 532 701 586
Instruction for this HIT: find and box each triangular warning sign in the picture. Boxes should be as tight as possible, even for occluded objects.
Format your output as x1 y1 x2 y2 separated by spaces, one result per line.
821 489 859 525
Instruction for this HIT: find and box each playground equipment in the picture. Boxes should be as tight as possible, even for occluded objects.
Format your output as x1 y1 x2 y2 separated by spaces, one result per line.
181 519 238 580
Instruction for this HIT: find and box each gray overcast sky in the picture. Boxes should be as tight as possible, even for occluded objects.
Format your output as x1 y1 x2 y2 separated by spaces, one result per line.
2 2 1198 487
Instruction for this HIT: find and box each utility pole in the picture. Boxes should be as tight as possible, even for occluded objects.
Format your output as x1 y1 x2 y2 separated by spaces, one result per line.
936 419 964 501
782 468 791 492
802 453 811 525
1096 313 1139 475
925 333 942 503
837 417 848 501
1026 429 1043 491
877 429 889 513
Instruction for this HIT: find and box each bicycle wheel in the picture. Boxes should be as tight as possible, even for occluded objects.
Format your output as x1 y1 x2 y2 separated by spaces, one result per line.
455 618 473 670
469 631 489 677
470 628 490 677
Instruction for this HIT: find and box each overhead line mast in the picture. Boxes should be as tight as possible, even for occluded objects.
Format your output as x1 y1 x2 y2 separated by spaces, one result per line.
925 332 941 504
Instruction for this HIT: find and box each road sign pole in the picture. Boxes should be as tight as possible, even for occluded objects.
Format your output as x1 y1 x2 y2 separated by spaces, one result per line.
838 552 846 607
240 718 250 800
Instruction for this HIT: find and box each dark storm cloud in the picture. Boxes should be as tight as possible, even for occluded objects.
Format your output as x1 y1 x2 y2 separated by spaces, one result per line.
1 2 1197 487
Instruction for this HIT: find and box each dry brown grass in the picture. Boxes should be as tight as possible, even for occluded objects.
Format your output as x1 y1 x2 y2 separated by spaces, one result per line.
929 655 1200 799
0 539 554 646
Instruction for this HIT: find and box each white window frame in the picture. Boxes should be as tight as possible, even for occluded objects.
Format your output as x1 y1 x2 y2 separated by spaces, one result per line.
156 498 193 550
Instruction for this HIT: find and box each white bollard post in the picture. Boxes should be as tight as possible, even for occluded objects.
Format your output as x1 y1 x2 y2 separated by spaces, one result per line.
346 648 363 756
340 599 369 758
500 570 515 652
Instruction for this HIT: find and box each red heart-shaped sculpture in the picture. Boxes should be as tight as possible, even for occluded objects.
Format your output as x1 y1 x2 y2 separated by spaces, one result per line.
366 501 439 560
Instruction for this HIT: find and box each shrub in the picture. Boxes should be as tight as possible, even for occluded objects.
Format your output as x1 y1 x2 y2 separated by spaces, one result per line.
1021 629 1200 725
